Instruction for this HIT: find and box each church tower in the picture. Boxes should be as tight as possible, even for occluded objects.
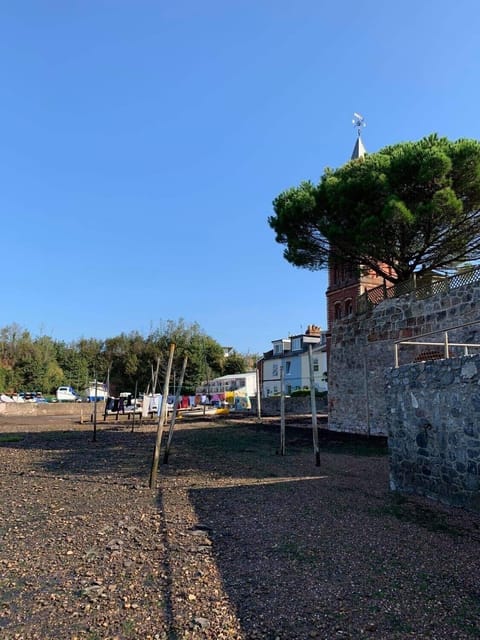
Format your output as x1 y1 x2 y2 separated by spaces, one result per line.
325 115 387 332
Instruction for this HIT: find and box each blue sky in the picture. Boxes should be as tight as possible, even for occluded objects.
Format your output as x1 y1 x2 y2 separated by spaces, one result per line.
2 0 480 355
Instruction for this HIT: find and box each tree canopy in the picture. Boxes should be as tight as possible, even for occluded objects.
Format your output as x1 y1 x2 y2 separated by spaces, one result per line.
0 320 252 395
269 134 480 284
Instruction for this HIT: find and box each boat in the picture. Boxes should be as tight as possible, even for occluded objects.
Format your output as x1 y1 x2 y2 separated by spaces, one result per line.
56 386 81 402
83 381 108 402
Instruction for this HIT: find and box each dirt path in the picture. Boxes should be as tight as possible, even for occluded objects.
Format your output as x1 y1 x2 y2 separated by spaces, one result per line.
1 416 480 639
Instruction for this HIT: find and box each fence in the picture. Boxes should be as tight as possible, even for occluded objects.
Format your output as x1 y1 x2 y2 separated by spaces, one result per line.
357 264 480 314
393 320 480 368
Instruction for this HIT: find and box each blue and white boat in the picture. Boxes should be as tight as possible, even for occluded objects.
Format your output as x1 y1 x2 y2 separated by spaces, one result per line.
83 381 108 402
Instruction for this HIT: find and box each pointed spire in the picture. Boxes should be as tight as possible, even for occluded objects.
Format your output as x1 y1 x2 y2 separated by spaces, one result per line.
351 112 366 160
351 134 366 160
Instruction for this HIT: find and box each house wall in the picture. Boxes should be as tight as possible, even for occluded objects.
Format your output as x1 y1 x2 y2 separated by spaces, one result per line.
328 280 480 435
386 354 480 511
263 357 282 396
285 353 303 393
301 350 328 392
261 349 327 397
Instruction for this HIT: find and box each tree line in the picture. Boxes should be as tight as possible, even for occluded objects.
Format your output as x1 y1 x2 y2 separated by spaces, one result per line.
0 320 257 397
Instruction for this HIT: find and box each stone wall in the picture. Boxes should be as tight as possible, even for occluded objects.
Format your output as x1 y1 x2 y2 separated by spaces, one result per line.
250 396 327 417
328 281 480 435
0 402 102 417
386 354 480 511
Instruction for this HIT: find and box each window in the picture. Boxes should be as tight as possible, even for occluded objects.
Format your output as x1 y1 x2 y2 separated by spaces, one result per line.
287 385 292 394
334 303 342 320
292 337 301 351
285 361 291 374
274 344 282 355
272 364 278 377
345 299 353 316
313 358 319 372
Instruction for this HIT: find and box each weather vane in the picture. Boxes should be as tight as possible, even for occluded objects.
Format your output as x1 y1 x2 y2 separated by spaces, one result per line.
352 112 366 137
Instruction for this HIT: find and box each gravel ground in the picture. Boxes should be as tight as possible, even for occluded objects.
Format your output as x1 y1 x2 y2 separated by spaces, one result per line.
1 413 480 640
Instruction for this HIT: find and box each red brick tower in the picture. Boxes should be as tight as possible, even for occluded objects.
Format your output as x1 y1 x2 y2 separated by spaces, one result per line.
325 121 388 334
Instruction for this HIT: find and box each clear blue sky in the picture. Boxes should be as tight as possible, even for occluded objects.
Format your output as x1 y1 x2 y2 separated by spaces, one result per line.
2 0 480 355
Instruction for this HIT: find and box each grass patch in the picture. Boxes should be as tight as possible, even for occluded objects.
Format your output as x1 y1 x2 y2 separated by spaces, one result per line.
448 597 480 637
274 539 316 564
0 434 24 443
373 493 465 537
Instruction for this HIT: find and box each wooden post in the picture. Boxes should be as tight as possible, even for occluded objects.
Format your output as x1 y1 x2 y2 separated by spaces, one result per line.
92 377 98 442
280 366 285 456
364 353 371 439
308 344 320 466
131 381 138 433
163 355 188 463
149 343 175 489
256 367 262 420
152 357 161 395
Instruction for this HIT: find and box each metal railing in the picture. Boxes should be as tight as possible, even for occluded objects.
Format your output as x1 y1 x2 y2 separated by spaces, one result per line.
393 320 480 367
357 264 480 314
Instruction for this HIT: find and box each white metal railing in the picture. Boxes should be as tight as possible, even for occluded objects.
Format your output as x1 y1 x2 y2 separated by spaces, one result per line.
393 320 480 368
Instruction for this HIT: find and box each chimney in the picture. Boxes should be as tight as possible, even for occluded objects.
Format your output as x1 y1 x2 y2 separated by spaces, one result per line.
306 324 321 336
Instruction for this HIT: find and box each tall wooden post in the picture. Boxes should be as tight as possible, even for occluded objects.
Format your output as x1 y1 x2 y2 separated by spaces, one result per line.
256 367 262 420
92 376 98 442
163 355 188 463
149 343 175 489
280 366 285 455
131 380 138 433
308 344 320 466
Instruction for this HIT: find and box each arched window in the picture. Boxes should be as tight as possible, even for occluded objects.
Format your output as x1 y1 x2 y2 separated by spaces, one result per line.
334 302 342 320
344 299 353 316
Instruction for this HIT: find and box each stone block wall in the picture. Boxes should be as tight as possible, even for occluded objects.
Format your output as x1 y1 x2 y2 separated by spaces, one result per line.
386 354 480 511
0 402 103 417
250 396 327 417
328 281 480 435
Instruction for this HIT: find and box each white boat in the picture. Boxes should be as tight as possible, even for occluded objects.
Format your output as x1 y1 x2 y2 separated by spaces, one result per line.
83 381 108 402
56 386 80 402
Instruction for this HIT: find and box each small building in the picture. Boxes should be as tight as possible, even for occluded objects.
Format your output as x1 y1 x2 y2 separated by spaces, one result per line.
196 371 257 404
259 325 327 397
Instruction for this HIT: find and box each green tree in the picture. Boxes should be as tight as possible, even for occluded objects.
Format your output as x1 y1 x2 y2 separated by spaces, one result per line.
269 135 480 284
223 351 249 375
